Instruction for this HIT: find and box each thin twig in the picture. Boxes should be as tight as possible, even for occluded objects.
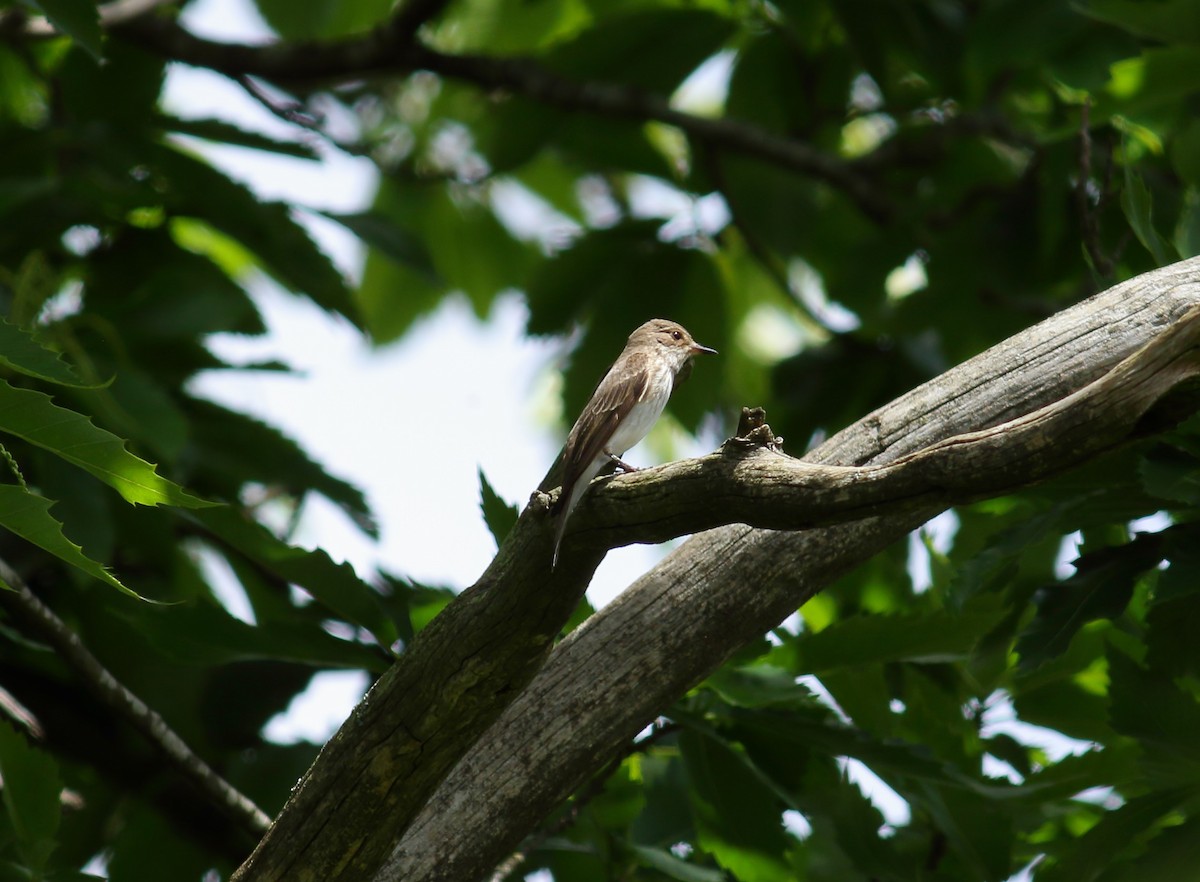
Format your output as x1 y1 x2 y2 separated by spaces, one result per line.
108 18 892 223
0 561 272 837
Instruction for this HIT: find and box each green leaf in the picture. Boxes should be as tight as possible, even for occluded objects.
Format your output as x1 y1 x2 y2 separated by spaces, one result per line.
702 664 815 709
0 722 61 874
1077 0 1200 45
0 380 213 508
0 485 136 596
150 144 359 325
1107 647 1200 772
1121 161 1174 264
324 210 439 282
1098 814 1200 882
0 317 88 387
1016 535 1163 671
21 0 102 60
794 594 1009 672
192 507 397 649
1038 788 1190 882
1146 590 1200 679
253 0 398 40
114 597 388 671
631 845 726 882
680 729 793 882
478 467 519 549
187 400 376 538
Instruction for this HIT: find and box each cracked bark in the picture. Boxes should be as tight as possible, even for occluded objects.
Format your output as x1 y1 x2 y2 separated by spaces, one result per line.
231 259 1200 882
384 257 1200 882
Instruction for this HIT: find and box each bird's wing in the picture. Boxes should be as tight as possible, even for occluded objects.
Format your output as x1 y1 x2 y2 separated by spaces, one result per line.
555 351 649 514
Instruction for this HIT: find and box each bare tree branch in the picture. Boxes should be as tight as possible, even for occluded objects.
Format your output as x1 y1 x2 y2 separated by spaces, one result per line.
0 563 272 838
108 18 891 222
228 258 1200 882
387 257 1200 882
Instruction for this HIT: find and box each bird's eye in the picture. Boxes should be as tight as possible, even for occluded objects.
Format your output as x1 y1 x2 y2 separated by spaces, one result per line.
671 330 682 340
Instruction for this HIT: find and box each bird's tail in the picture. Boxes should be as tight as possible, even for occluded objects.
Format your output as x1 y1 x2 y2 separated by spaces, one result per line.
551 462 601 568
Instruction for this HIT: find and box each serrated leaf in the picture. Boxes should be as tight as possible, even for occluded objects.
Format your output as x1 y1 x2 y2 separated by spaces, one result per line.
0 485 137 597
1016 535 1164 671
478 467 518 549
0 380 213 508
0 722 61 874
21 0 102 60
113 598 388 671
794 594 1009 671
187 400 376 538
0 317 89 387
193 507 397 649
680 729 793 882
150 144 359 325
324 210 439 282
1038 788 1188 882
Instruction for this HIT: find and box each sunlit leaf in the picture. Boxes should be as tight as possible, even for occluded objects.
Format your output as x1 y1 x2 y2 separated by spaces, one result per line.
0 380 213 508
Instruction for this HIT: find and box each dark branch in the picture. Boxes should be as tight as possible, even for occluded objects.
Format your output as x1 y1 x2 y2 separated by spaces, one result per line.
108 18 891 222
0 563 272 838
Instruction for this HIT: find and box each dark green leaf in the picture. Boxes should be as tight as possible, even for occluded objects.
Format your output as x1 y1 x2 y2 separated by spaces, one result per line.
0 485 135 597
794 594 1009 672
1121 161 1174 264
325 210 439 282
150 144 359 324
630 845 725 882
1016 535 1163 671
186 399 376 538
0 722 61 874
0 380 213 508
21 0 101 59
1078 0 1200 45
680 729 793 882
1107 647 1200 772
478 467 518 548
0 318 87 387
193 507 396 648
1039 789 1190 882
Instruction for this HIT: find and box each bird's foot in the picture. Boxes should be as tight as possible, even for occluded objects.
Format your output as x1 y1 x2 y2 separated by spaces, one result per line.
606 453 638 473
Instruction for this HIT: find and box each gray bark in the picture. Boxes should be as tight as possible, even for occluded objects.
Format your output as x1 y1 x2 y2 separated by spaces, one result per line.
385 257 1200 882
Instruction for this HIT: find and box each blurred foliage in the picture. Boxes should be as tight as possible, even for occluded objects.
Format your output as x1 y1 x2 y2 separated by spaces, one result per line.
0 0 1197 879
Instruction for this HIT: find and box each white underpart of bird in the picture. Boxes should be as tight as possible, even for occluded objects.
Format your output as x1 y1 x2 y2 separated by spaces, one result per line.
551 319 716 568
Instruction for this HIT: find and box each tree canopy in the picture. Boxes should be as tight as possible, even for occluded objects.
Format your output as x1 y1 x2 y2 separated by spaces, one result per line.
1 0 1199 881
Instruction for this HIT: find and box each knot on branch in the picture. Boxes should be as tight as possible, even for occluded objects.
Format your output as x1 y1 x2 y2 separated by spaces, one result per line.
722 406 785 455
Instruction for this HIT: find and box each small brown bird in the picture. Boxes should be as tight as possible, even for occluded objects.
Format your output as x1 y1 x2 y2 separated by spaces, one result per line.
552 319 717 567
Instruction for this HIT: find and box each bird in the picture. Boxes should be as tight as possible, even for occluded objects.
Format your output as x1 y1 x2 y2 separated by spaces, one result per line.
551 318 717 567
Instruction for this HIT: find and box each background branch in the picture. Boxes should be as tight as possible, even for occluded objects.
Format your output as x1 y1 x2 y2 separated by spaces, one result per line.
110 18 891 222
0 563 272 839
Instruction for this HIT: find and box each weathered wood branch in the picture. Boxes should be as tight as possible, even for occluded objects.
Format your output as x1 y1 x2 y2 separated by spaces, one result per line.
386 256 1200 882
556 300 1200 551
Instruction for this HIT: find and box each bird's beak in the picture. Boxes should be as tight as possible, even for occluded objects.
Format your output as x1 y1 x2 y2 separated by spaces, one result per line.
691 343 718 355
